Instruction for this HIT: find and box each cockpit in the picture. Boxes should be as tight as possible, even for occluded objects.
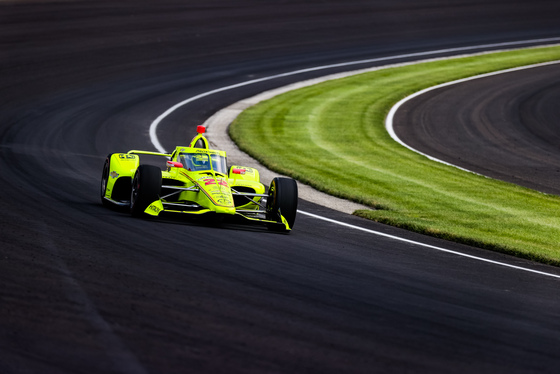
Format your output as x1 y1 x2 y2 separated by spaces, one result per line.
179 152 227 174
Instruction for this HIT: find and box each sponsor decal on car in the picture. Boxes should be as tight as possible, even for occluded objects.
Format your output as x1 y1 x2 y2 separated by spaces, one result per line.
201 178 229 187
217 197 232 205
194 149 220 155
144 200 164 216
110 171 119 178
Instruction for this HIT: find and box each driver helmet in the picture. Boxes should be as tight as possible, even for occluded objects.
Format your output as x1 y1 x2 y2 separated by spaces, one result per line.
191 154 209 169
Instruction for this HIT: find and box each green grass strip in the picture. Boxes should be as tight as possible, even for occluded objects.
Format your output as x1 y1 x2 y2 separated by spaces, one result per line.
230 46 560 265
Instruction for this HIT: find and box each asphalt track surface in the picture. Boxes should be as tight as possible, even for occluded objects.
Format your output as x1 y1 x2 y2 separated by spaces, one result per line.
2 1 560 373
394 62 560 195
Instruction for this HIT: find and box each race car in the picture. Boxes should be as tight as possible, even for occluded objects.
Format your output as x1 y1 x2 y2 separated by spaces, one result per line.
100 125 298 231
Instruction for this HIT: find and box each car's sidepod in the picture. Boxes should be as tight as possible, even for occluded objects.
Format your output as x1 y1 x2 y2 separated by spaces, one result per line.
104 153 139 201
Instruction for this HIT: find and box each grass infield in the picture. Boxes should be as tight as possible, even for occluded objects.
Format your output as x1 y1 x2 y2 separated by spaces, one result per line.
230 46 560 265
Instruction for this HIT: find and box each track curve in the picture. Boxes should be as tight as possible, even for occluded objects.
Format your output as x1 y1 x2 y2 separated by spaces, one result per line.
2 1 560 373
394 62 560 195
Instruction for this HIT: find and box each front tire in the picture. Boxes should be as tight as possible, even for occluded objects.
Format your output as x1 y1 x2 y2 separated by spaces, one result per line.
130 165 162 217
266 177 298 231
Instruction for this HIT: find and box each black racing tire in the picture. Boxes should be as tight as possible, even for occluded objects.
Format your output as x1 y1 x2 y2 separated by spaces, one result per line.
266 177 298 231
100 154 113 207
130 164 162 217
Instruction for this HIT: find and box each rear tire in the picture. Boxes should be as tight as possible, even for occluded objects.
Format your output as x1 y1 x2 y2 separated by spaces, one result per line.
130 165 161 217
266 177 298 231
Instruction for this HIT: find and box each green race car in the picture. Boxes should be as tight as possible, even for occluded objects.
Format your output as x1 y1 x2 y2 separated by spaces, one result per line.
100 126 298 231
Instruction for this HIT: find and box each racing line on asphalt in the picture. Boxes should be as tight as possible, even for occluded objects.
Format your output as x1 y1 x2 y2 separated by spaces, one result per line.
149 37 560 280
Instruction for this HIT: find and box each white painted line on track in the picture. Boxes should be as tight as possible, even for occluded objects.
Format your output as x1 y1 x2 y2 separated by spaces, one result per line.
385 60 560 172
150 37 560 279
298 210 560 279
150 37 560 153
